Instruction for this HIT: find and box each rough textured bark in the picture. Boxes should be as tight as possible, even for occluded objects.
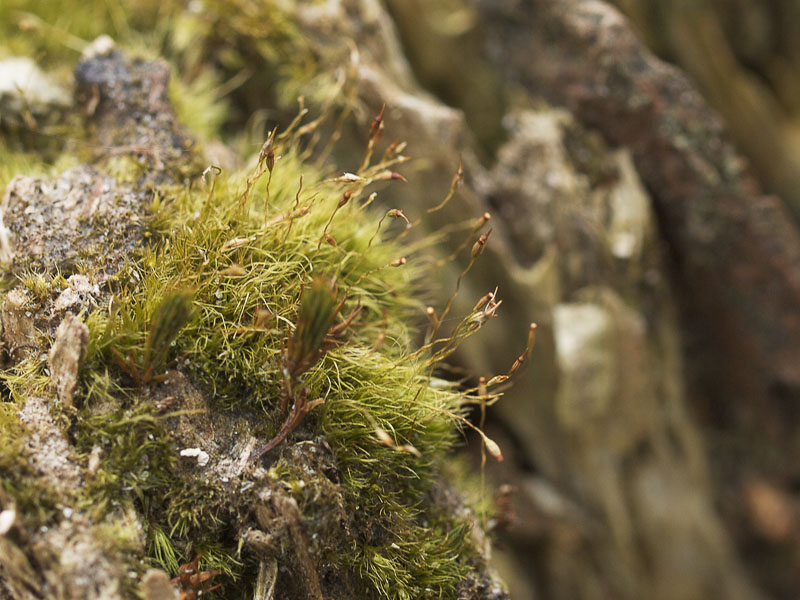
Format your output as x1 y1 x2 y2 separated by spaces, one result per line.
611 0 800 218
383 0 800 598
465 1 800 597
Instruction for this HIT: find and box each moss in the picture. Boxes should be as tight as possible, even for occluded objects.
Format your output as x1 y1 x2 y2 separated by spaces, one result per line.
169 70 230 143
0 5 511 599
74 403 175 509
0 152 497 599
41 112 502 597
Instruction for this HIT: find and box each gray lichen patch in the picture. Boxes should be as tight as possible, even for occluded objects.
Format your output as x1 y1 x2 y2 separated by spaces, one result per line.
0 46 206 293
17 396 81 491
52 275 102 314
1 165 147 278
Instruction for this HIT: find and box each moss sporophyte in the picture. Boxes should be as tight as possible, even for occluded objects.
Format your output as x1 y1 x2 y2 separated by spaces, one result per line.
0 42 535 598
250 275 361 461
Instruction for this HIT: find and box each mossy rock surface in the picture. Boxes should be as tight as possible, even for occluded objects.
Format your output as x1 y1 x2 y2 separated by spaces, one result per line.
0 34 505 600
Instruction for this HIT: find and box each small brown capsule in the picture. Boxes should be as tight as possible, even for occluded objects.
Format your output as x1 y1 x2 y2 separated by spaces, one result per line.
369 104 386 141
471 229 492 258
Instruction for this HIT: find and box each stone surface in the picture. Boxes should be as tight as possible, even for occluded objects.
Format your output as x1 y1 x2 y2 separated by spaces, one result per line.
1 166 145 276
476 0 800 404
471 1 800 596
48 314 89 408
17 396 81 491
0 48 200 600
74 47 198 178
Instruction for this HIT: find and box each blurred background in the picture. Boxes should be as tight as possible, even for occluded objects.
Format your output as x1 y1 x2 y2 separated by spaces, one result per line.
3 1 800 599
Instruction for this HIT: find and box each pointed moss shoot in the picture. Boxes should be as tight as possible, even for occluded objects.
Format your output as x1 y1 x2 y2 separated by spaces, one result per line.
250 276 362 461
111 289 195 386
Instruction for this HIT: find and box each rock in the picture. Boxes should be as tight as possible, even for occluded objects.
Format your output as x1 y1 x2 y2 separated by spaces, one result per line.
52 275 101 313
0 48 204 600
74 49 200 179
1 166 146 277
17 396 81 490
476 0 800 404
472 1 800 595
48 314 89 408
553 303 617 428
1 289 34 361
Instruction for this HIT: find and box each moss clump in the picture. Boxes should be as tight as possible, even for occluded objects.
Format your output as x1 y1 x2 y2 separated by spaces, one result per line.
0 7 513 599
65 124 495 596
0 90 505 596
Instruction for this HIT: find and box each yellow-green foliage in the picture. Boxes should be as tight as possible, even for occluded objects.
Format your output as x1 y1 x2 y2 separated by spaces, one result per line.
67 135 488 598
0 0 327 122
1 0 174 64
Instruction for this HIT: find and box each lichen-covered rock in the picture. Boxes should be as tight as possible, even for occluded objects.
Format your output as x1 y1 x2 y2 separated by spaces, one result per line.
74 41 199 180
469 1 800 597
1 167 146 276
17 395 81 490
